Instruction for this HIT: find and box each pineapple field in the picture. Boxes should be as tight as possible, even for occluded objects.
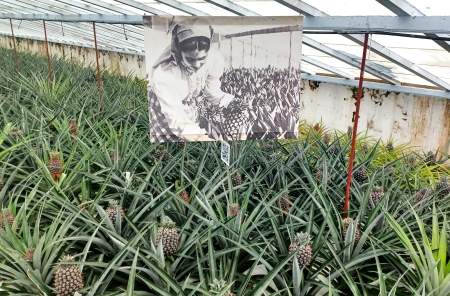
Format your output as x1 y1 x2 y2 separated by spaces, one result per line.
1 46 450 295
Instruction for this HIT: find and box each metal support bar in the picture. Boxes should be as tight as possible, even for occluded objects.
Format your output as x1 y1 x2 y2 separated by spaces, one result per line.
43 20 52 83
344 34 369 219
376 0 450 53
301 74 450 99
9 19 19 71
115 0 208 16
195 0 260 16
302 56 353 79
93 23 103 107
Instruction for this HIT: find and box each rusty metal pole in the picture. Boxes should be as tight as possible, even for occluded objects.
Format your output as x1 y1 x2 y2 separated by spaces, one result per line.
43 21 53 83
93 22 103 109
9 19 19 71
343 34 369 219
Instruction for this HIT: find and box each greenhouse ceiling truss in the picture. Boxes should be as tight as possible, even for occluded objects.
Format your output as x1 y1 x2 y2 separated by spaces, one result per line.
0 0 449 99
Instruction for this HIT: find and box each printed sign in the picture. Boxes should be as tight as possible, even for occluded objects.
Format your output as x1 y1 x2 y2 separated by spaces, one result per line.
221 141 230 166
144 16 303 142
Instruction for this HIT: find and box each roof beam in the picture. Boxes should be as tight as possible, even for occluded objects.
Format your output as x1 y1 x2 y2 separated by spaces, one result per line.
202 0 260 16
114 0 208 16
302 74 450 99
303 36 400 84
302 56 354 79
275 0 450 90
376 0 450 53
1 14 450 33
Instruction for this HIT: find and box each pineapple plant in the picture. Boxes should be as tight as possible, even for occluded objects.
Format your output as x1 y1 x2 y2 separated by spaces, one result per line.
407 155 416 168
369 186 385 209
154 146 171 161
288 232 313 269
222 100 251 137
48 151 63 181
69 120 77 136
109 149 122 162
155 219 179 256
105 200 125 225
342 218 361 243
322 133 331 145
209 278 234 296
8 128 23 141
315 168 331 183
24 248 35 261
414 187 431 206
53 255 84 296
277 190 290 213
354 166 368 183
436 176 450 197
0 208 14 229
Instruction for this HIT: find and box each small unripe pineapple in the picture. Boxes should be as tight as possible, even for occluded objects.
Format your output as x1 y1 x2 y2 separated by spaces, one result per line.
277 191 290 213
209 278 234 296
53 255 84 296
424 151 436 166
288 232 313 269
369 186 384 209
224 173 242 188
414 188 431 206
155 220 179 256
178 190 190 210
48 151 63 181
342 218 361 243
407 155 416 168
105 200 125 225
436 176 450 197
229 203 241 216
109 149 122 162
386 141 394 152
8 128 23 142
353 166 368 183
347 126 353 137
69 120 77 136
0 178 4 191
154 146 171 161
264 141 274 151
322 133 331 145
24 248 35 261
315 169 331 184
0 208 14 229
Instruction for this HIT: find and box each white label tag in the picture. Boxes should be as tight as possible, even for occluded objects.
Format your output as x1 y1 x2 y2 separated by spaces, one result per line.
221 141 230 166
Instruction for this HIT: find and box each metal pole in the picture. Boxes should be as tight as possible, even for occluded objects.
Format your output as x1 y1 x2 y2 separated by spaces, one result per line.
9 19 19 71
43 20 52 83
343 34 369 219
93 22 103 108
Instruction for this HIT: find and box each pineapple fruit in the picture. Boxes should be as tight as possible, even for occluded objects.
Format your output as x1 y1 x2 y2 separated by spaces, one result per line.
329 143 339 156
105 200 125 224
414 187 431 206
155 220 179 256
48 151 63 181
222 100 250 136
424 151 436 166
342 218 361 243
178 190 190 210
277 191 290 213
0 208 14 229
288 232 313 269
224 173 242 188
0 178 4 191
209 278 234 296
315 169 331 184
154 146 171 161
386 141 394 152
322 133 331 145
69 120 77 136
436 176 450 197
369 186 385 208
229 203 241 216
361 144 369 154
53 255 83 296
353 166 368 183
24 248 35 261
8 128 23 141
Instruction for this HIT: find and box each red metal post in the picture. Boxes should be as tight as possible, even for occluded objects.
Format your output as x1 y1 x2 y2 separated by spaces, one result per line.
93 22 103 108
343 34 370 219
9 19 19 71
43 21 53 83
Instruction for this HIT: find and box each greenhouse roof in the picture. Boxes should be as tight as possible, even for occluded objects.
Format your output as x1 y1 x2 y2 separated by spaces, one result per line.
0 0 449 98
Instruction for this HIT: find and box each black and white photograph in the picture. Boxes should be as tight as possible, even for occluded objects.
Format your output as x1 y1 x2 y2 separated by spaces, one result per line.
144 16 303 142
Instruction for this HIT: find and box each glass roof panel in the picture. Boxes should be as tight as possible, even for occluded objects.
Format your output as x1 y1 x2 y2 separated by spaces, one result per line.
407 0 450 16
301 0 396 16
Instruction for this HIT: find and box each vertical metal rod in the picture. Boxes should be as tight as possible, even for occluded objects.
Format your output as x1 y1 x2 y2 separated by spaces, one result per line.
93 22 103 107
43 20 53 83
9 19 19 71
343 34 370 219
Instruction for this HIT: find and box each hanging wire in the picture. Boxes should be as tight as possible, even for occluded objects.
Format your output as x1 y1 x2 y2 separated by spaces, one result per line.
18 20 22 29
61 21 65 36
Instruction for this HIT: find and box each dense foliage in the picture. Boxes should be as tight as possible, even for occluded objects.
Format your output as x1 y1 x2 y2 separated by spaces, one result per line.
0 47 450 296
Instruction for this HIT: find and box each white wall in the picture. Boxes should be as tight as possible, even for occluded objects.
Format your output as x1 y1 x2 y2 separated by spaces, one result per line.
1 35 449 155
